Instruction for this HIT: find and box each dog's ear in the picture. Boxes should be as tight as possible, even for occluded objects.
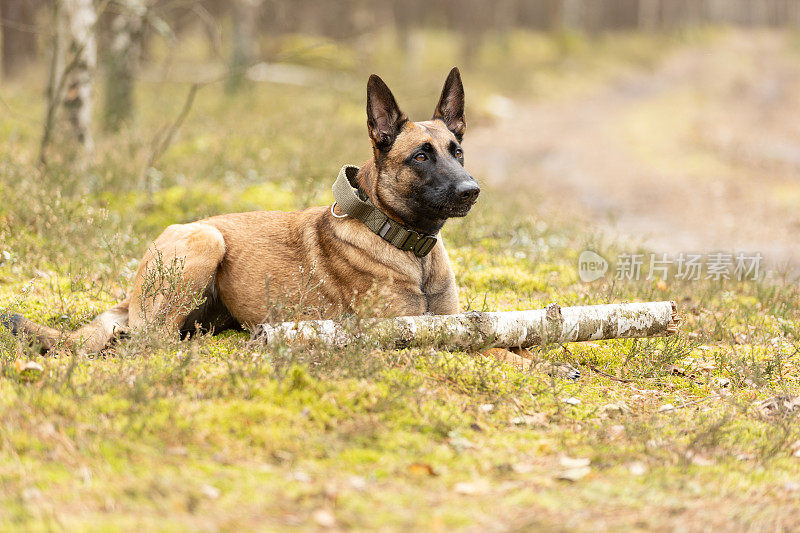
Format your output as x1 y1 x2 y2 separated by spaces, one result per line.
367 74 407 151
432 67 466 142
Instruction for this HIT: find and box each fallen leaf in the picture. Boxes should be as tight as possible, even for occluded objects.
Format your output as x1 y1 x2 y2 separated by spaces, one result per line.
448 431 476 451
407 463 437 477
560 456 590 469
290 471 311 483
556 466 591 482
21 487 42 502
512 462 536 474
201 484 220 500
347 476 367 490
510 413 547 427
454 480 489 495
628 462 647 476
312 508 336 528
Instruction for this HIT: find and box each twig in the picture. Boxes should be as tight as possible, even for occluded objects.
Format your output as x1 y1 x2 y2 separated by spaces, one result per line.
658 395 718 413
586 364 632 383
141 82 200 189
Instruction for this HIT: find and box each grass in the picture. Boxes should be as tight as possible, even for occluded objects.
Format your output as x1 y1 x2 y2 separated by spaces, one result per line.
2 27 800 531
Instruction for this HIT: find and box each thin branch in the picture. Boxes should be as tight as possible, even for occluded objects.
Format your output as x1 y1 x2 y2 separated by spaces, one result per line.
586 364 633 383
141 82 199 187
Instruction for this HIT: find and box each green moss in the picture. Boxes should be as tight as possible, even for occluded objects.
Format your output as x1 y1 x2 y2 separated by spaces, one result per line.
1 27 799 532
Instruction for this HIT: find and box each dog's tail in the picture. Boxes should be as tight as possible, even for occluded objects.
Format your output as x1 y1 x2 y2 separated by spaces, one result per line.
1 299 130 353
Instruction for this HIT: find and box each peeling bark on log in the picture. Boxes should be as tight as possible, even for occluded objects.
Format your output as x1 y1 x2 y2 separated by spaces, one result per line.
253 301 680 350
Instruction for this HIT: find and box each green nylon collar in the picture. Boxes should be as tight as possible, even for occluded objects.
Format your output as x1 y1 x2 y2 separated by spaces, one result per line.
331 165 438 258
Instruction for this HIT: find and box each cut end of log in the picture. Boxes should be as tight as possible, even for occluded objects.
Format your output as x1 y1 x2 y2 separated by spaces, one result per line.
667 300 681 336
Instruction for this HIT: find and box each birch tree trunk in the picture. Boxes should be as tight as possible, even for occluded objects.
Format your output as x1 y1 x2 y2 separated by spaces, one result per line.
40 0 98 166
638 0 660 29
103 0 146 131
254 301 680 350
62 0 97 158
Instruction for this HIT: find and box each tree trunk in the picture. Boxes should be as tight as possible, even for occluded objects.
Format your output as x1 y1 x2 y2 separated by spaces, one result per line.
254 301 680 350
638 0 660 29
1 0 40 79
103 0 146 132
227 0 262 92
61 0 97 158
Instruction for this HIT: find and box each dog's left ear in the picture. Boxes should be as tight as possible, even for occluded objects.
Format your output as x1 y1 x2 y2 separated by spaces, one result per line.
433 67 466 142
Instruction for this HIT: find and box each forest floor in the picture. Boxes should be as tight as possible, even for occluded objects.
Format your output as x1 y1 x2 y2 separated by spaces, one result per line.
1 28 800 532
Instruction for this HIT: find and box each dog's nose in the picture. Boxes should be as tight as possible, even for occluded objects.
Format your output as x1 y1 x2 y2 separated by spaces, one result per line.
455 181 480 203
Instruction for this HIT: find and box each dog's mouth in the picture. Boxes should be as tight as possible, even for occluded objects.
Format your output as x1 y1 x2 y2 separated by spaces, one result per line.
433 199 477 218
445 203 475 218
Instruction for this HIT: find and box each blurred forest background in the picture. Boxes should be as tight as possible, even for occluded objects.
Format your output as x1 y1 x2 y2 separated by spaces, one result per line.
1 0 800 275
5 3 800 530
3 0 800 156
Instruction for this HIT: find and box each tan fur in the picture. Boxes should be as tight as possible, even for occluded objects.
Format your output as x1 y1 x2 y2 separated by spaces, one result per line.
10 72 469 354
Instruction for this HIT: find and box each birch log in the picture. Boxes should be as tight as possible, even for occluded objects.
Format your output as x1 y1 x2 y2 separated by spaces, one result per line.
253 301 680 350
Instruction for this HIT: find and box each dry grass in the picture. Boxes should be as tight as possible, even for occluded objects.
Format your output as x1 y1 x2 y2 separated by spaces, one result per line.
1 27 800 531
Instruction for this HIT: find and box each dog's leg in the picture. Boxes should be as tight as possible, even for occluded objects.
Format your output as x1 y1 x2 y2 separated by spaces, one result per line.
1 300 129 354
127 222 226 335
66 299 130 353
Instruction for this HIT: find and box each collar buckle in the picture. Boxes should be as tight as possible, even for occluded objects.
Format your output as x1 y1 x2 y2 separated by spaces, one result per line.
412 234 437 257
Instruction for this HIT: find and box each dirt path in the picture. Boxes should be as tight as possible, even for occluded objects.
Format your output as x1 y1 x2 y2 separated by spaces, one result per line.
468 30 800 274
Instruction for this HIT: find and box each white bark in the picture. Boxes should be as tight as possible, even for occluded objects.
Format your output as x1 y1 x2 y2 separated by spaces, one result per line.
253 301 680 350
61 0 97 157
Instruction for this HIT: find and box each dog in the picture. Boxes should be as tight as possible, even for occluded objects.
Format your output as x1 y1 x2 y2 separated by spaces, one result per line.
0 67 480 354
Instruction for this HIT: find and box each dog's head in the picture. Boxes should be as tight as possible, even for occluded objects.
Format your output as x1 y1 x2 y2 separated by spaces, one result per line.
362 67 479 234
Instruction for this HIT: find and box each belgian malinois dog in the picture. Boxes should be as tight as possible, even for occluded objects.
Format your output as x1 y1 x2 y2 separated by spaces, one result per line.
1 68 480 354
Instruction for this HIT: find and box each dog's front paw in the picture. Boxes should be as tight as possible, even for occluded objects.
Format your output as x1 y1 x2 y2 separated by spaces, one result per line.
0 310 24 336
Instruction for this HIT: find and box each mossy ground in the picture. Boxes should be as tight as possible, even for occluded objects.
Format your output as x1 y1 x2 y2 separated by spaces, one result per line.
2 28 800 531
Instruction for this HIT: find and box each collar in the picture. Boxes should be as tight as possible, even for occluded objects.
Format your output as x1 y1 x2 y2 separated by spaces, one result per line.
331 165 438 258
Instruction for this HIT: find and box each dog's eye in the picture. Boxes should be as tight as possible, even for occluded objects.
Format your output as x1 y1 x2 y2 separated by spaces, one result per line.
455 148 463 159
414 153 427 162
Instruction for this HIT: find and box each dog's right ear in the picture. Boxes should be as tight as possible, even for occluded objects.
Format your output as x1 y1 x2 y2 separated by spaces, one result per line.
367 74 407 151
